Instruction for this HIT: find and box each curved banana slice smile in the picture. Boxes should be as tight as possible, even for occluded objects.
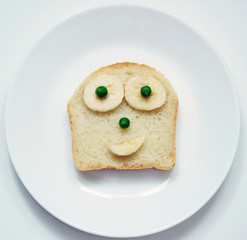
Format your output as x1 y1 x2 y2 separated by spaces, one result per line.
108 136 145 156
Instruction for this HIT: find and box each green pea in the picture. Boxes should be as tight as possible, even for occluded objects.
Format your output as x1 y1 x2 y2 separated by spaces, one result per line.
95 86 108 98
119 117 130 129
141 86 152 98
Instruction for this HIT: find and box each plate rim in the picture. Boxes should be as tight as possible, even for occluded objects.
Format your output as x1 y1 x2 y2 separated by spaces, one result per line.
5 3 240 238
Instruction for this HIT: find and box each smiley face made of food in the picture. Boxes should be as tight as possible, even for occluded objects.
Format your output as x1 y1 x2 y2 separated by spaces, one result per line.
67 62 178 171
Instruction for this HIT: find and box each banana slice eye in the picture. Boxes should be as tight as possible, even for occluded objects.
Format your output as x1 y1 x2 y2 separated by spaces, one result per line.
83 74 124 112
124 76 167 111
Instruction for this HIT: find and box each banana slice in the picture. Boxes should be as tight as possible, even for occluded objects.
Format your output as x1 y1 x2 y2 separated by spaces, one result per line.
108 136 145 156
125 76 166 111
83 74 124 112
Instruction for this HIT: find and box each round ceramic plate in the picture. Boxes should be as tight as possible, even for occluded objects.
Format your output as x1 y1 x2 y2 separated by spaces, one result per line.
5 4 240 238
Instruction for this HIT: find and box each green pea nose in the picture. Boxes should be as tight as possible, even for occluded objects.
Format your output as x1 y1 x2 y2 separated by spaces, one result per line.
119 117 130 129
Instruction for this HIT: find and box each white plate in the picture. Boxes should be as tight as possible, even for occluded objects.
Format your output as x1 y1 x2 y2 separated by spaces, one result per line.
5 4 240 238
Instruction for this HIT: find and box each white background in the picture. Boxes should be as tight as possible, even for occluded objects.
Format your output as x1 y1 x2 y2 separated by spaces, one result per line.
0 1 246 239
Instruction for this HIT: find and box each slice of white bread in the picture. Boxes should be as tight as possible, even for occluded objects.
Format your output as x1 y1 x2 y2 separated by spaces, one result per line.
67 62 178 170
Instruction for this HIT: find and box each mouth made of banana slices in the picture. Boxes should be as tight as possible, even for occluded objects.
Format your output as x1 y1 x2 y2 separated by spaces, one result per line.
108 136 146 156
83 74 166 156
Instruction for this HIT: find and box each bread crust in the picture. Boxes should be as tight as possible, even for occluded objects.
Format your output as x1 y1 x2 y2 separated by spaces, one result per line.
68 62 178 171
